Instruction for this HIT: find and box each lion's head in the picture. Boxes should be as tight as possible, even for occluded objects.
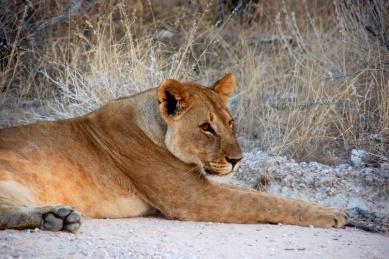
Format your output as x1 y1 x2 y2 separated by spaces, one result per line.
157 74 242 182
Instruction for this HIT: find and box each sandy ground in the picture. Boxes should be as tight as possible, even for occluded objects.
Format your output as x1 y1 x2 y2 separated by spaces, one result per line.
1 217 388 258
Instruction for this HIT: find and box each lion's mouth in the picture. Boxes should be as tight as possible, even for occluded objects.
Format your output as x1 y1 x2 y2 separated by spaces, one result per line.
203 167 230 176
204 167 217 175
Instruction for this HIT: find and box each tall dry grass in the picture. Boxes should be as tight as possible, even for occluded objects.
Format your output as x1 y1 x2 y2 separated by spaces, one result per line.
0 0 387 164
235 0 388 163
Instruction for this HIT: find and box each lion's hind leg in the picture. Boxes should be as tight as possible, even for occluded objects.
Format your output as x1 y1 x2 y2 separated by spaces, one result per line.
0 204 82 232
0 180 81 232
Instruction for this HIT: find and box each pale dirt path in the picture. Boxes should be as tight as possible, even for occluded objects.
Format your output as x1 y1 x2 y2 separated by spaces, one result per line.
1 217 388 258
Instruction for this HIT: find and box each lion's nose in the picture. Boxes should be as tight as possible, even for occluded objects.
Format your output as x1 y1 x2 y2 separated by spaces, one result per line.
225 157 242 167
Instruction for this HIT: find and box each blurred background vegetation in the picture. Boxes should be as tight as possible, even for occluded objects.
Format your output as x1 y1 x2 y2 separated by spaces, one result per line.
0 0 388 164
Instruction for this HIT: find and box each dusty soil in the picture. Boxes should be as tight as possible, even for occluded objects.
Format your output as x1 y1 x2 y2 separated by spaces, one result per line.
1 218 389 258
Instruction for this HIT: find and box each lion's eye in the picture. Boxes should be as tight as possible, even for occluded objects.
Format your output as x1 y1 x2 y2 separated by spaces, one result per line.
229 120 234 128
200 123 216 135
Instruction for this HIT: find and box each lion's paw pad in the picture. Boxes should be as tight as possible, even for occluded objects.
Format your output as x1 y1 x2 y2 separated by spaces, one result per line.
41 206 81 232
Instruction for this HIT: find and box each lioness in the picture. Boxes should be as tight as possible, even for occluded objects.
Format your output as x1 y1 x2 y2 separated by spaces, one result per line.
0 74 346 232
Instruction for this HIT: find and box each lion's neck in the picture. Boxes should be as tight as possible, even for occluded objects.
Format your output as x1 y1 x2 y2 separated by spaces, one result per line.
85 88 168 153
129 89 168 148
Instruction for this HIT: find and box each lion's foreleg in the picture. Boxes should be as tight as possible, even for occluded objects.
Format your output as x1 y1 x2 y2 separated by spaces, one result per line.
202 186 346 228
145 180 346 228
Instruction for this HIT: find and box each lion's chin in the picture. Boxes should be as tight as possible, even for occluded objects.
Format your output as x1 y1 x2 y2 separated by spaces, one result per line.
205 171 235 185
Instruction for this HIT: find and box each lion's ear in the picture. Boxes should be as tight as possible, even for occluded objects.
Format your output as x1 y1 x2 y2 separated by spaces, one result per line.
157 79 192 122
212 73 236 98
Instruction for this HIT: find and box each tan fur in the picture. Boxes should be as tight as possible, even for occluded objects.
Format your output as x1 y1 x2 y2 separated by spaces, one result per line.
0 74 346 231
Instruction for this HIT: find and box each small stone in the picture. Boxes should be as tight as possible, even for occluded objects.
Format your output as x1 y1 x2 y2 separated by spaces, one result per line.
335 169 343 177
364 174 375 185
380 162 389 171
309 162 319 167
350 149 366 167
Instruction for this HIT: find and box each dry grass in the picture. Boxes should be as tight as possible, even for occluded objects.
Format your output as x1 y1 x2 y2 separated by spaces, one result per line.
235 0 388 163
0 0 387 164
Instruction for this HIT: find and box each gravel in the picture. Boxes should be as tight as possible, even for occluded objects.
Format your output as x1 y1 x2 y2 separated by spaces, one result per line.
232 148 389 232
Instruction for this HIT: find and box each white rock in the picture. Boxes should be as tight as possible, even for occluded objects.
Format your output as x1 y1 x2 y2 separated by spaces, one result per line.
158 30 174 39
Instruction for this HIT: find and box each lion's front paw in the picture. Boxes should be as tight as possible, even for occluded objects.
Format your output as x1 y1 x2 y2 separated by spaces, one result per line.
304 205 347 228
39 206 82 232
